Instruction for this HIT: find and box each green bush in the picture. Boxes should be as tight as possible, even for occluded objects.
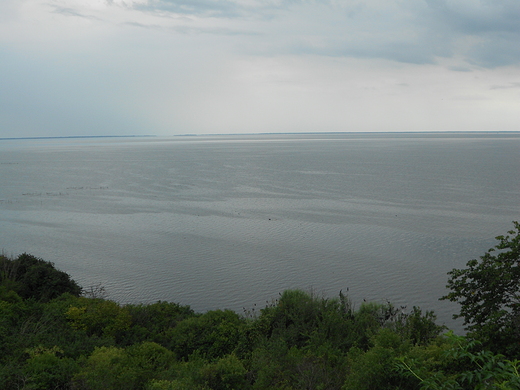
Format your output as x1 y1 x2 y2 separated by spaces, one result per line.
254 290 356 352
0 253 81 302
200 354 248 390
343 328 412 390
22 346 79 390
397 332 520 389
169 310 245 360
73 342 175 390
146 379 209 390
66 297 132 340
124 301 195 347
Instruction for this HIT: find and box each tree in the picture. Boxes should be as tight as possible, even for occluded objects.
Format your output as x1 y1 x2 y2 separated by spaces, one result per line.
123 301 195 347
22 346 79 390
1 253 82 302
441 221 520 357
168 310 245 360
66 297 132 339
72 342 175 390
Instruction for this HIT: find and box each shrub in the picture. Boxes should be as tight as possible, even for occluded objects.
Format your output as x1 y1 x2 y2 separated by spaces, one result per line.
1 253 81 302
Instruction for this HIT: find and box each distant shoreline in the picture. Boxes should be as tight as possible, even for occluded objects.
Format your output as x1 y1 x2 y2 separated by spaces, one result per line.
1 131 519 141
0 135 157 141
195 131 520 136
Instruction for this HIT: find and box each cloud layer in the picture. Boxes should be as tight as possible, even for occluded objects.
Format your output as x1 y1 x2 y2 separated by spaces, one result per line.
1 0 519 136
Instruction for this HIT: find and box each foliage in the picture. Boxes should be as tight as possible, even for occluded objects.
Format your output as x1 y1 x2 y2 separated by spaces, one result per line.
66 297 132 339
0 285 22 303
396 331 520 389
441 221 520 357
247 290 443 390
391 306 446 346
146 379 209 390
249 341 347 390
73 342 175 390
4 248 512 390
22 345 79 390
343 328 413 390
0 253 82 302
123 301 195 347
253 289 356 351
168 309 245 360
200 354 248 390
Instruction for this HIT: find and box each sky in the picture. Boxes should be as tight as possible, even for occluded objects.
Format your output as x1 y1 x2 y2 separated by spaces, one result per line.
1 0 520 137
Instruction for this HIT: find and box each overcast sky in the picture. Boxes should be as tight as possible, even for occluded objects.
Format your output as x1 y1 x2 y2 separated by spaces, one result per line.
1 0 520 137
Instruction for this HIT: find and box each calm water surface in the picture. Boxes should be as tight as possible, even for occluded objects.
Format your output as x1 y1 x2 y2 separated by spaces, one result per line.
1 133 519 331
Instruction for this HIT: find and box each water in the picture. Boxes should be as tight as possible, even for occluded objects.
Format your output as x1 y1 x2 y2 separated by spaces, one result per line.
1 132 519 332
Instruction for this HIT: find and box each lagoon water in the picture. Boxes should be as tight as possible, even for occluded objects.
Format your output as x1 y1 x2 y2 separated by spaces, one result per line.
1 132 519 331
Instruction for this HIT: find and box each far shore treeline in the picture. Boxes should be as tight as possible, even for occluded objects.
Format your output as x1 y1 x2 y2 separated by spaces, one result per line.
1 222 519 389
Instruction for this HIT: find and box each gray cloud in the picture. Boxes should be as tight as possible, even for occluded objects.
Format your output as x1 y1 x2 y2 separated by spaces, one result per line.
466 32 520 67
42 0 520 68
424 0 520 35
448 66 473 72
123 21 259 37
51 6 104 21
422 0 520 67
490 82 520 90
134 0 255 18
2 0 520 138
173 25 259 35
141 1 519 67
123 21 164 30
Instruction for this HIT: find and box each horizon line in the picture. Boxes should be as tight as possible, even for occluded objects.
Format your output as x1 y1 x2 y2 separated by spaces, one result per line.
1 130 520 141
0 135 157 141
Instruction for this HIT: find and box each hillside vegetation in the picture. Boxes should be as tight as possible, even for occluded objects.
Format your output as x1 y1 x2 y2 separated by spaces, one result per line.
1 222 519 389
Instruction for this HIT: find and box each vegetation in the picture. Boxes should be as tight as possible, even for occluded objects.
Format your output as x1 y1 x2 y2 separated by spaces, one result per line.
0 222 518 389
0 253 81 302
441 221 520 357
